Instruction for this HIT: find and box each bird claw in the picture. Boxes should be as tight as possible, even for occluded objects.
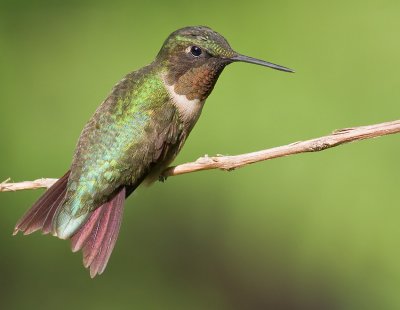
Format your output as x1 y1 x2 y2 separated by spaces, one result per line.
159 175 168 183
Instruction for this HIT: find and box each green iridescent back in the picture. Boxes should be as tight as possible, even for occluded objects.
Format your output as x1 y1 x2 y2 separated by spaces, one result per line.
55 63 185 236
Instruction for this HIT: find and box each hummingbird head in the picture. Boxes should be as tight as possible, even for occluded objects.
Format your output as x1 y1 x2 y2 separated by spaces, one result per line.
157 26 294 101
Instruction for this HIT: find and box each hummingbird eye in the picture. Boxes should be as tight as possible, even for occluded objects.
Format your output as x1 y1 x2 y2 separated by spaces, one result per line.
190 46 202 57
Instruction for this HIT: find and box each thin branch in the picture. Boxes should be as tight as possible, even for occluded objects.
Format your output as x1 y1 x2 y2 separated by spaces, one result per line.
2 119 399 192
163 119 400 176
0 178 58 192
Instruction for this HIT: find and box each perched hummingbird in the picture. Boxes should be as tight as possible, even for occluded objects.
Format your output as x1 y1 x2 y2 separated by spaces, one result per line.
14 26 294 277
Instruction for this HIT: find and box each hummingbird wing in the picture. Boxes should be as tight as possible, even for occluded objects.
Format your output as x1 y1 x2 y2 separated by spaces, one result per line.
55 67 185 238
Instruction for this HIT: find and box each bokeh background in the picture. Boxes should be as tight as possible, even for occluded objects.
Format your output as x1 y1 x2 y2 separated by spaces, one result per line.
1 0 399 309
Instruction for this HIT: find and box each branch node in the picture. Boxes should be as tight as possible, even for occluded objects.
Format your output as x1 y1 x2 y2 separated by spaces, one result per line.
309 141 332 152
332 127 355 135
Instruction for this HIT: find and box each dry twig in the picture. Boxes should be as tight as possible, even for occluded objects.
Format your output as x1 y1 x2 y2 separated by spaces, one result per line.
1 119 399 192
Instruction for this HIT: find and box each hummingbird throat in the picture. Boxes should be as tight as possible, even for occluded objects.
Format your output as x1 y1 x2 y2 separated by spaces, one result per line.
163 78 203 124
163 62 225 122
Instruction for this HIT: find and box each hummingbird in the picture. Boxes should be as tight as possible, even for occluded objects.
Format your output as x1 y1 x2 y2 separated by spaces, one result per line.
13 26 294 277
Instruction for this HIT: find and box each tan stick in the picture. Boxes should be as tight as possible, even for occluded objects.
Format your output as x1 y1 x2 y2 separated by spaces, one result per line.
1 119 399 192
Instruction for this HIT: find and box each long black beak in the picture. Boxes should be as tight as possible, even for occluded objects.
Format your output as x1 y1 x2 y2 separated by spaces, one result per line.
230 54 294 73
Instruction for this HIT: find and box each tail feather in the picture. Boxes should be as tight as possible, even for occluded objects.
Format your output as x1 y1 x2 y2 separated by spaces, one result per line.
13 171 70 235
82 206 112 267
70 187 126 278
14 172 126 278
91 188 125 276
70 205 103 252
42 190 65 234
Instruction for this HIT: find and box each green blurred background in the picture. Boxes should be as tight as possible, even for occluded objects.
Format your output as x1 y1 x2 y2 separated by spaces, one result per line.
1 0 399 309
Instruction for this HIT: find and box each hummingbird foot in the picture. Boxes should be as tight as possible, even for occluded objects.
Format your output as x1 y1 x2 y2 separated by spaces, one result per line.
158 175 168 183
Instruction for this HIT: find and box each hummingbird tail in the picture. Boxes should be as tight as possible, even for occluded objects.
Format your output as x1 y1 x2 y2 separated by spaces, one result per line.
70 187 126 278
14 171 126 277
13 170 70 236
